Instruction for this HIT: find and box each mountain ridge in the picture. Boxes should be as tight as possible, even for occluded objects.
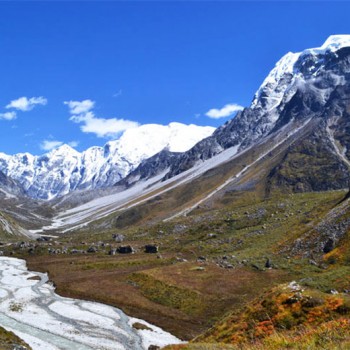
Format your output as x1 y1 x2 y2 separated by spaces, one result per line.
2 35 350 203
0 122 215 200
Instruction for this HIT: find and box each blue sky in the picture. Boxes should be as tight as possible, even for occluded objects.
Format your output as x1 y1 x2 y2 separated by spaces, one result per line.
1 1 350 155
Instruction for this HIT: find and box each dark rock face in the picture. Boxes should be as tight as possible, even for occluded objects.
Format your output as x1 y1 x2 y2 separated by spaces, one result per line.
266 82 350 193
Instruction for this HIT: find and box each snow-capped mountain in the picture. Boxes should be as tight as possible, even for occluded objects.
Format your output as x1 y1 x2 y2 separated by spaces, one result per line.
0 123 215 200
148 35 350 182
2 35 350 202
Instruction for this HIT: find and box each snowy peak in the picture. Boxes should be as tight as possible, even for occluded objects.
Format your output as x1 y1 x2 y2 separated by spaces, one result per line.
259 35 350 90
252 35 350 115
48 144 80 157
307 34 350 54
0 123 215 199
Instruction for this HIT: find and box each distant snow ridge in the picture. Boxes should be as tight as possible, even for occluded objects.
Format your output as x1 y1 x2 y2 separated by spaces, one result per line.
0 123 215 200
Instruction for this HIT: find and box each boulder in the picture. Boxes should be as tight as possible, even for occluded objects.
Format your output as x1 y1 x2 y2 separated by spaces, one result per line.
112 234 125 243
265 258 272 268
70 249 85 254
144 244 158 253
117 245 134 254
108 248 117 255
87 246 98 253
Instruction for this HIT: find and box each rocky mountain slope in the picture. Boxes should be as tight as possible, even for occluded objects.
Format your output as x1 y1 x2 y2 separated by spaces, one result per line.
0 123 214 200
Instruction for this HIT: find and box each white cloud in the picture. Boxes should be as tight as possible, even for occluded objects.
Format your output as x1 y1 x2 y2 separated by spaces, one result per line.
6 96 47 112
70 112 139 138
68 140 79 148
66 100 139 138
64 100 95 114
205 103 244 119
40 140 63 151
0 111 17 120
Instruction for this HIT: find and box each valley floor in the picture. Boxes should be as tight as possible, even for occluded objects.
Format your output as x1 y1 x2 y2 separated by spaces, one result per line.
3 190 350 349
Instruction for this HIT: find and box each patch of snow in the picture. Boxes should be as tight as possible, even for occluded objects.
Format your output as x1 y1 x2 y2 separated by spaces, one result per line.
129 317 185 349
0 289 8 299
80 301 121 320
